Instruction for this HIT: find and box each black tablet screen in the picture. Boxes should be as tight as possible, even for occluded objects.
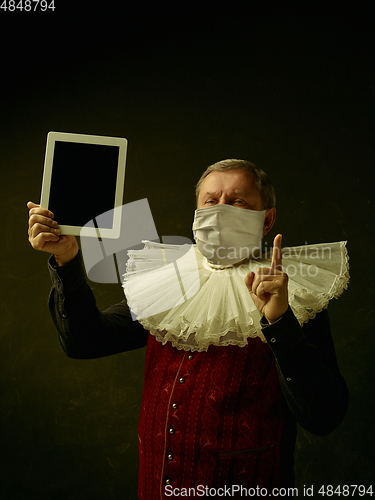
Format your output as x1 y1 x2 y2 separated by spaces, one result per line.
48 141 120 228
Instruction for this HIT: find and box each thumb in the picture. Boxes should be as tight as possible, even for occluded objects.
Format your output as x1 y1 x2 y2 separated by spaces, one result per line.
27 201 40 209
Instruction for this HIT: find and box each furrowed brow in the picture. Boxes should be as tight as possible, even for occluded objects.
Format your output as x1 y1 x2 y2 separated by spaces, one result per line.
204 191 221 197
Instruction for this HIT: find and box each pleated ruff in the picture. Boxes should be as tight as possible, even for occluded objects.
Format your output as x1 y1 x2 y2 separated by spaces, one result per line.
123 240 349 352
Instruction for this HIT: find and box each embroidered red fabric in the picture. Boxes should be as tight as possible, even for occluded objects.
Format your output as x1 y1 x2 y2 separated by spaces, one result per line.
137 335 285 499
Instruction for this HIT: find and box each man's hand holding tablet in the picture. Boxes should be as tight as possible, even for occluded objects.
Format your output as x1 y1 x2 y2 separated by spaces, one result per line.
27 201 79 266
27 131 128 265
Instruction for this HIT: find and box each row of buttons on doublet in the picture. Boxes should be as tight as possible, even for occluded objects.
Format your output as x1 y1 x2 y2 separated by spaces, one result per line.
165 353 194 486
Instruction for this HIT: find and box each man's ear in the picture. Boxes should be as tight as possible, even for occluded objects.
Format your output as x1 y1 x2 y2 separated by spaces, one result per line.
263 207 276 236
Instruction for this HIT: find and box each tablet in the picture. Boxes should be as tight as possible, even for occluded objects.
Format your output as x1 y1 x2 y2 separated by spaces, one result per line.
40 131 128 238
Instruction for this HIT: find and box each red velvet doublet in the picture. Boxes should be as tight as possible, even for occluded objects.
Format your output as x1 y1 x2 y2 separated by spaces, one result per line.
137 335 285 499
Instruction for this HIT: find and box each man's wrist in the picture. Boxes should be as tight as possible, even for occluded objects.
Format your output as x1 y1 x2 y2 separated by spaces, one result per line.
263 306 289 327
261 306 306 355
48 249 86 293
54 245 79 266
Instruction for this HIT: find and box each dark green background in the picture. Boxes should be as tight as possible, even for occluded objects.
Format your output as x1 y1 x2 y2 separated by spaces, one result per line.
1 2 374 499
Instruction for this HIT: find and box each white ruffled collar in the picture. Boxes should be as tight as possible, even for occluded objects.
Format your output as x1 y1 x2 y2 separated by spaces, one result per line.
122 240 349 352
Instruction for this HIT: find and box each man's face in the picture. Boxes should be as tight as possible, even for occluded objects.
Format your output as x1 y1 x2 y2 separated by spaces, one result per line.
197 170 264 210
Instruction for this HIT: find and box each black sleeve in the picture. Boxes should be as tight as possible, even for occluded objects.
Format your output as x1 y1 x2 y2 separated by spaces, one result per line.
261 306 348 436
48 250 148 359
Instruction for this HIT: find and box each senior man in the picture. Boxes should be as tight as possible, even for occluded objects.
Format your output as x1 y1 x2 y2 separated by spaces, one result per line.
27 159 348 499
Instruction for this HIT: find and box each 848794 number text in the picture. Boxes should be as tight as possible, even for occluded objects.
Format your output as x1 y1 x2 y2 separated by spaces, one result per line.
318 485 373 496
1 0 55 11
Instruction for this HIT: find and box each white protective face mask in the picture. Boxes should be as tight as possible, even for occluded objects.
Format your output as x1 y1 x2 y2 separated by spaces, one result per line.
192 204 266 266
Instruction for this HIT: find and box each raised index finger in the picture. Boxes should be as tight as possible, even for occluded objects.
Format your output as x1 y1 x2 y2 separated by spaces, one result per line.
271 234 282 271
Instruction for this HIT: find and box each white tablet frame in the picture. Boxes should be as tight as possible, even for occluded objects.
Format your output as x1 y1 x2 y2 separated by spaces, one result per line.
40 131 128 239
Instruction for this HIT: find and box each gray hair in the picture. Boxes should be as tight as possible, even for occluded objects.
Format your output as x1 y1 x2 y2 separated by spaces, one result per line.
195 159 276 209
